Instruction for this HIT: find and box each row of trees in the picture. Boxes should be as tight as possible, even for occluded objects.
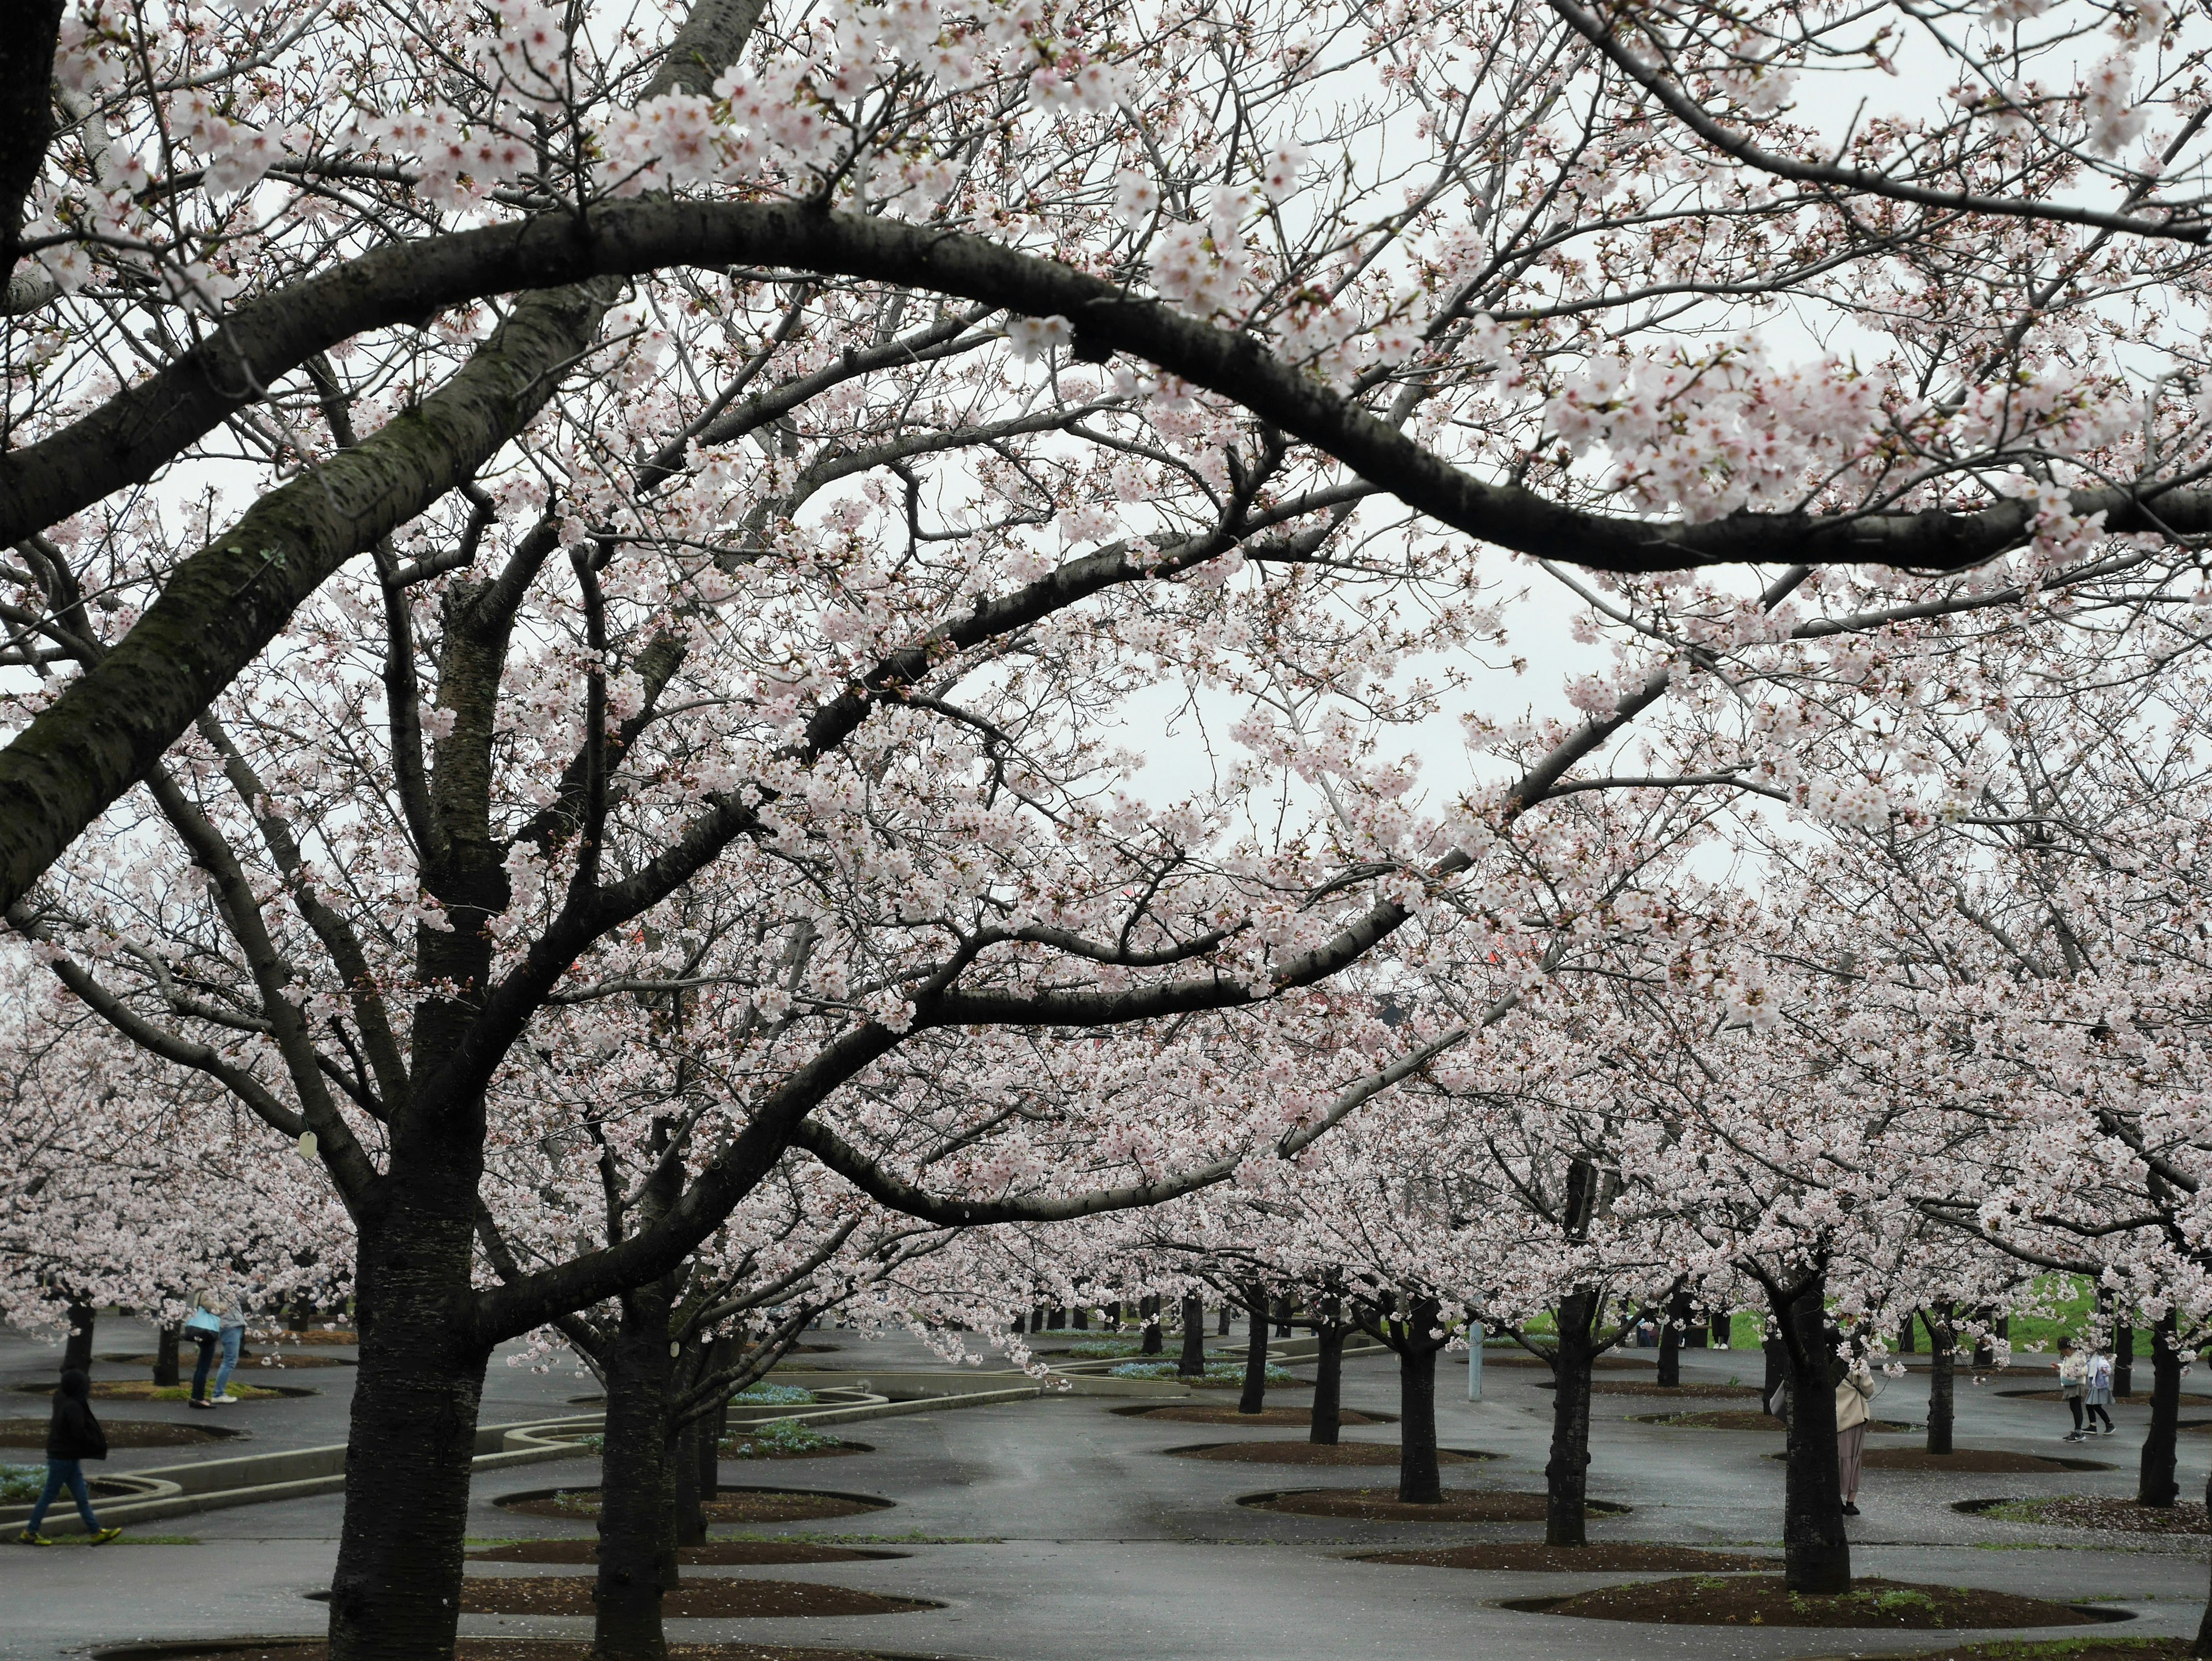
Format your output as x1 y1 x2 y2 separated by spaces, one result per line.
5 0 2212 1656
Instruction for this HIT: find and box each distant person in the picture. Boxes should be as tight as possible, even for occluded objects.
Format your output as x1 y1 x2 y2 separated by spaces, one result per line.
2057 1338 2090 1440
2083 1346 2116 1436
1835 1359 1875 1516
14 1370 122 1545
184 1286 226 1409
209 1285 247 1404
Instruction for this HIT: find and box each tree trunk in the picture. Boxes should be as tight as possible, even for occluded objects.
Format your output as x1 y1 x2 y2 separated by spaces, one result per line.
1177 1295 1206 1378
2194 1468 2212 1659
326 1198 490 1661
671 1413 707 1550
1396 1321 1441 1505
2116 1322 2135 1398
1274 1298 1291 1338
1899 1312 1916 1354
1763 1332 1787 1412
2139 1312 2182 1509
1775 1274 1850 1595
1070 1304 1088 1330
1657 1293 1685 1388
1237 1280 1268 1416
1217 1304 1231 1336
702 1336 732 1503
591 1276 680 1661
1140 1296 1162 1356
153 1323 181 1387
1545 1291 1597 1548
62 1301 94 1374
1925 1303 1955 1457
1309 1322 1344 1445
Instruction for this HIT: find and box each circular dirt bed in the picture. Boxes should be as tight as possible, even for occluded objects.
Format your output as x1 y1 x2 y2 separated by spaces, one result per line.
97 1644 907 1661
14 1381 310 1402
469 1539 905 1565
720 1440 870 1462
1957 1496 2210 1536
1638 1410 1908 1432
1858 1450 2111 1474
1114 1403 1391 1427
1167 1440 1494 1467
1503 1575 2108 1628
268 1329 357 1345
1789 1641 2189 1661
1355 1543 1778 1572
1543 1380 1765 1399
1241 1488 1627 1522
97 1352 353 1369
0 1416 240 1448
494 1486 891 1524
1484 1352 1654 1370
456 1576 935 1618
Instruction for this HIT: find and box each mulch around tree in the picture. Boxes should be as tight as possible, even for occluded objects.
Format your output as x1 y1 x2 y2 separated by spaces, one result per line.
469 1539 907 1565
1485 1353 1655 1371
1114 1403 1390 1426
97 1352 354 1369
1857 1450 2111 1474
494 1487 892 1524
1166 1440 1495 1466
1788 1639 2191 1661
457 1576 937 1618
1638 1410 1910 1432
718 1441 869 1461
1545 1380 1766 1399
271 1330 357 1345
0 1416 238 1447
1354 1543 1780 1572
1502 1576 2102 1628
94 1644 908 1661
1960 1496 2211 1536
1242 1487 1626 1522
14 1381 308 1401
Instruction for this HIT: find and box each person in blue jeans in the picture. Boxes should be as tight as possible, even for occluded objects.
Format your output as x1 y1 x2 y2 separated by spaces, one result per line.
213 1291 246 1405
16 1370 122 1544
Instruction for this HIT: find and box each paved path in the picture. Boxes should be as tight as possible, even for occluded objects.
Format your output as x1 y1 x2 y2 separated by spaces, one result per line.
2 1325 2206 1659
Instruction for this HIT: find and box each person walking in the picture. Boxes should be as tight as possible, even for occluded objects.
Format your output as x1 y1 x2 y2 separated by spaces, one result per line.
14 1370 123 1544
2057 1339 2090 1440
209 1286 247 1405
184 1286 225 1409
1835 1358 1875 1516
2084 1345 2116 1436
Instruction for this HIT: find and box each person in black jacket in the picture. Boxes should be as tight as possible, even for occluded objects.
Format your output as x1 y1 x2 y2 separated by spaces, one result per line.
15 1369 122 1544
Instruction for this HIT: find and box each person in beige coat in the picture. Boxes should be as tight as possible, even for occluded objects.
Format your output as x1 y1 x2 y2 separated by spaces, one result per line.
1835 1361 1876 1515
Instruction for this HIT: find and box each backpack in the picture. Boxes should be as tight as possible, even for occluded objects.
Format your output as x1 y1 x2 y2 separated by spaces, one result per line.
2089 1354 2112 1391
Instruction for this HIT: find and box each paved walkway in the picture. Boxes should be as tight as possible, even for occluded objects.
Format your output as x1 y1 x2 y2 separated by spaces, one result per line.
2 1324 2206 1659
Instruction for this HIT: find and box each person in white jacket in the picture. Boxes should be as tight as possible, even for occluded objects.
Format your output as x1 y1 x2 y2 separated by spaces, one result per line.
2058 1341 2091 1441
1835 1361 1876 1515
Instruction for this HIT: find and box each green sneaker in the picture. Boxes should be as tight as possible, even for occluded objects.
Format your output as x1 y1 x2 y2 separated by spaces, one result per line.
15 1530 50 1546
88 1527 123 1545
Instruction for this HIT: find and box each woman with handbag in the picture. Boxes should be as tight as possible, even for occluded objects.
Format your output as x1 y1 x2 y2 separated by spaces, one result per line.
184 1289 225 1409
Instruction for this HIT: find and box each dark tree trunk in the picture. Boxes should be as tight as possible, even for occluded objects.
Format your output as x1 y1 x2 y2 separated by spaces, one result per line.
62 1302 94 1374
1274 1298 1291 1338
1898 1311 1916 1354
672 1413 707 1550
1010 1311 1025 1335
1047 1307 1065 1330
2139 1312 2182 1508
1763 1333 1787 1411
702 1335 732 1503
1774 1273 1850 1595
1396 1314 1442 1505
593 1275 680 1661
1140 1296 1162 1356
1217 1304 1232 1337
2195 1469 2212 1658
1237 1280 1268 1416
1070 1305 1088 1331
1657 1292 1686 1387
1545 1291 1597 1548
1177 1295 1206 1378
1309 1319 1344 1445
2116 1323 2135 1397
327 1194 490 1661
1925 1303 1955 1457
153 1323 181 1387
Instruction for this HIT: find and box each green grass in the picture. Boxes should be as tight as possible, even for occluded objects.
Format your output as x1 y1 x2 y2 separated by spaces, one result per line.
1107 1360 1300 1383
1 1465 44 1503
730 1383 815 1406
721 1417 842 1458
1064 1340 1237 1360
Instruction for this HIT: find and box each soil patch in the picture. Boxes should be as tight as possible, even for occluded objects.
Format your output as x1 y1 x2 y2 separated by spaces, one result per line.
269 1329 357 1345
455 1576 935 1618
1638 1410 1908 1432
1998 1388 2208 1403
1166 1440 1495 1467
1113 1403 1391 1426
1789 1640 2190 1661
1504 1575 2105 1628
13 1381 309 1402
1958 1496 2210 1537
494 1486 891 1524
97 1644 907 1661
1241 1487 1627 1522
0 1416 239 1448
1859 1450 2112 1474
469 1539 905 1565
1543 1380 1766 1399
1485 1353 1655 1371
1355 1543 1779 1572
97 1353 353 1369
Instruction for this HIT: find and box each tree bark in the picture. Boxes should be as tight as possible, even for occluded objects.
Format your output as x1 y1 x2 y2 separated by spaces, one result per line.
2139 1312 2181 1509
593 1275 680 1661
153 1323 180 1387
1545 1291 1597 1548
62 1301 94 1374
2194 1468 2212 1659
1309 1316 1345 1446
327 1196 490 1661
2116 1322 2135 1398
1177 1295 1207 1378
1217 1304 1232 1336
672 1413 708 1551
1763 1332 1788 1410
1898 1311 1916 1354
1396 1321 1442 1505
1139 1295 1162 1355
1774 1274 1850 1595
1925 1303 1955 1457
1238 1279 1269 1416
